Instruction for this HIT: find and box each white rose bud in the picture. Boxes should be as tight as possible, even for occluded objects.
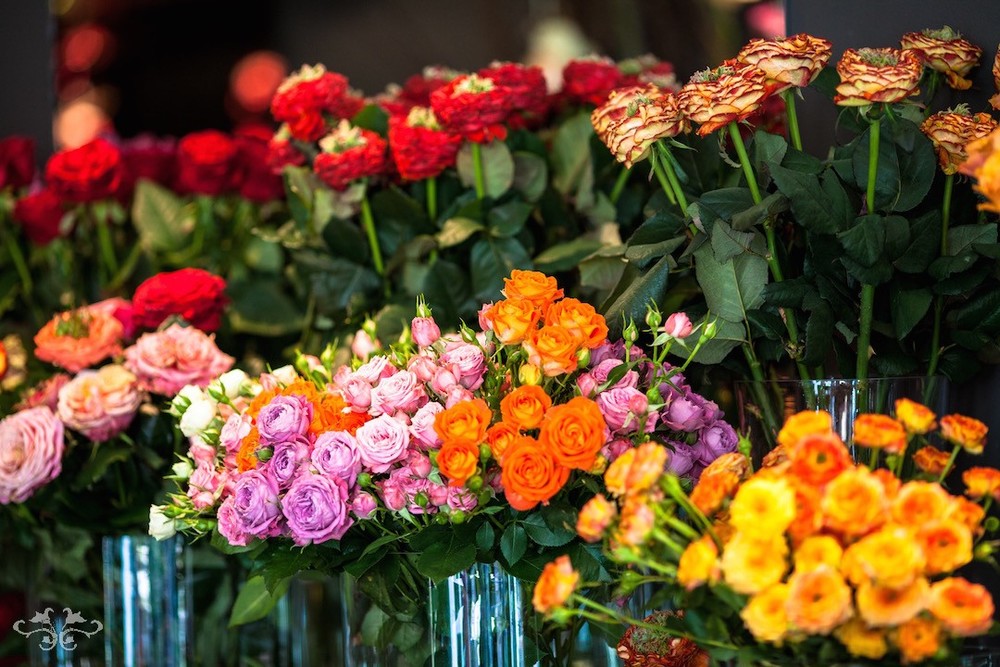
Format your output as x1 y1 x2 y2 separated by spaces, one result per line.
270 365 298 386
218 369 249 400
179 397 218 438
148 505 177 541
172 460 194 480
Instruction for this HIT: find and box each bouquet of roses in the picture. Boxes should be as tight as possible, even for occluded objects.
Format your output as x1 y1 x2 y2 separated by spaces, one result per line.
157 269 740 662
533 401 998 666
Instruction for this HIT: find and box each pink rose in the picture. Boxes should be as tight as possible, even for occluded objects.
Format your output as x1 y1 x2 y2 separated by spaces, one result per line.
431 367 459 396
56 365 142 442
312 431 361 487
407 354 438 383
445 386 475 408
354 356 396 384
341 374 373 412
266 436 312 489
188 439 217 467
576 372 597 398
405 451 432 478
220 413 253 456
378 476 407 511
217 495 249 546
447 487 478 512
14 374 70 412
439 342 486 390
409 402 444 450
187 462 222 510
351 329 381 360
596 386 650 434
124 324 234 396
355 414 410 474
350 491 378 519
428 482 450 507
411 316 441 348
256 394 312 445
0 407 65 504
663 312 694 339
590 359 638 389
601 437 633 463
370 370 427 416
478 302 493 332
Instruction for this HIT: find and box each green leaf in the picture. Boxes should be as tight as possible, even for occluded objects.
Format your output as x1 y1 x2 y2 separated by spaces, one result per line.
694 229 768 324
457 141 515 198
487 200 533 238
470 237 532 303
729 192 788 232
852 121 900 212
475 522 496 552
948 224 998 258
500 524 528 565
131 179 192 252
534 239 604 273
838 214 885 267
227 279 305 336
242 237 285 274
803 301 834 368
283 166 316 228
579 246 627 291
770 165 847 234
602 254 672 338
751 130 787 180
521 512 575 547
352 103 389 133
72 441 133 490
512 151 548 202
414 526 478 583
210 528 258 555
694 188 756 226
421 260 477 326
550 112 594 196
437 217 484 248
891 288 932 339
895 210 940 273
710 220 758 263
952 289 1000 332
305 257 381 317
887 119 937 212
228 576 289 627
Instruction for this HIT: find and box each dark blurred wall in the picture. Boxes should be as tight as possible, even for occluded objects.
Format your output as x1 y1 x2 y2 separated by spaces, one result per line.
0 1 54 156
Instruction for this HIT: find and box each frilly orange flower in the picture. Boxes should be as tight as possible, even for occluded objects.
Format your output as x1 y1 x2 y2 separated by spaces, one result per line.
236 427 261 472
677 61 771 136
834 47 922 106
901 27 983 90
604 442 669 498
788 431 853 486
917 519 973 575
855 577 929 627
912 445 950 475
822 468 888 537
928 577 995 637
590 85 689 168
939 413 988 454
776 410 832 449
920 109 998 175
34 308 123 373
677 535 720 591
576 494 616 542
962 466 1000 500
737 33 833 93
853 414 907 454
894 398 937 435
785 564 853 634
894 615 941 664
740 583 789 644
720 531 788 595
834 618 888 660
891 481 953 529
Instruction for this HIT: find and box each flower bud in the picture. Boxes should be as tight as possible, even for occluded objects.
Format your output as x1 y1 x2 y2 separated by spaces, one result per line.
148 506 177 541
466 475 484 492
619 570 647 595
293 352 312 377
645 306 662 330
576 347 591 368
411 316 441 348
320 343 338 371
646 386 663 405
702 319 718 340
450 509 466 524
357 472 373 488
662 312 693 339
194 519 216 533
413 491 429 508
415 295 433 319
172 460 194 480
479 443 492 461
623 318 639 346
519 363 542 386
256 447 274 462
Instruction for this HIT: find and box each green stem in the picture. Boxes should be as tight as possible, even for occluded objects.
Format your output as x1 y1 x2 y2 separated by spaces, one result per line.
649 151 677 206
866 116 881 214
763 223 812 386
609 165 630 204
360 194 386 278
95 213 120 288
728 123 762 204
4 229 33 297
857 114 881 396
426 176 438 221
937 443 962 483
782 90 803 152
471 142 486 199
744 344 781 450
655 142 688 215
926 174 953 388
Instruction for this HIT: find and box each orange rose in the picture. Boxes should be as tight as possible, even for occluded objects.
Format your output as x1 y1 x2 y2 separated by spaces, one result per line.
913 445 951 475
928 577 995 637
677 61 771 136
730 476 796 537
590 85 689 168
522 325 580 377
486 299 540 345
543 298 609 349
788 431 853 486
853 414 907 454
678 535 720 591
777 410 833 449
834 48 923 107
787 482 823 545
614 497 655 547
835 618 888 660
894 615 941 664
963 466 1000 499
793 535 844 572
690 469 740 517
236 427 261 472
901 27 983 90
894 398 937 435
785 564 853 634
917 519 972 575
502 270 563 309
434 398 493 445
822 468 888 538
576 494 616 542
970 144 1000 213
34 308 123 373
891 481 953 529
856 577 929 627
500 384 552 430
946 496 987 534
538 396 607 470
741 583 789 644
532 554 578 614
871 468 902 499
920 110 998 175
486 421 520 463
721 531 788 595
736 33 833 93
437 439 480 487
604 442 668 498
940 413 988 454
848 525 926 589
314 392 370 435
501 435 570 511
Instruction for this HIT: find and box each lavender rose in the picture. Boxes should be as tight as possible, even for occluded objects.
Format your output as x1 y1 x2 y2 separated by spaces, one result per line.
665 441 696 477
596 386 651 434
231 469 282 538
660 391 711 432
693 420 739 466
311 431 362 487
217 495 250 546
281 473 353 545
355 414 410 473
370 370 427 416
256 394 312 445
267 436 311 488
0 406 65 503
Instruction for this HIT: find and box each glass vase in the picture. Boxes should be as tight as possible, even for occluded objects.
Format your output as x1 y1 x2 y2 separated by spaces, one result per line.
101 534 187 667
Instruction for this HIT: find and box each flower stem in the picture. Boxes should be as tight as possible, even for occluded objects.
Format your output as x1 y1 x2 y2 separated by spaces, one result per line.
728 122 762 205
782 90 803 152
744 344 781 450
866 115 881 214
938 443 962 483
856 113 882 401
4 227 33 297
94 210 120 285
360 194 389 296
609 165 630 204
655 141 688 216
925 173 953 392
649 151 677 206
471 142 486 199
426 176 438 221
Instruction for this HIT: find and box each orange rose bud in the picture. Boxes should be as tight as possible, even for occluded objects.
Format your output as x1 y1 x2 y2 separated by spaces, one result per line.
962 466 1000 500
543 297 609 350
678 535 720 591
940 413 988 454
532 555 578 614
895 398 937 435
433 398 494 446
614 497 655 547
894 616 941 664
834 47 922 107
853 414 907 454
677 61 771 136
920 109 998 175
901 27 983 91
501 435 570 511
437 439 481 487
590 85 688 168
502 270 563 309
577 494 616 542
788 431 853 486
777 410 833 449
486 421 520 463
928 577 996 637
500 384 552 431
913 445 950 475
736 33 833 93
539 396 608 470
485 298 540 345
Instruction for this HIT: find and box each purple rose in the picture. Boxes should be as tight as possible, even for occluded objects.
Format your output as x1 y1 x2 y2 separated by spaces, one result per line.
217 496 250 546
596 386 650 434
355 414 410 474
354 356 395 384
350 491 377 519
591 359 639 389
231 469 282 538
370 370 427 417
411 316 441 348
220 413 252 456
257 394 312 445
312 431 361 487
439 342 486 391
693 420 738 466
665 441 696 477
409 402 444 450
589 340 643 366
281 473 353 546
661 392 710 432
267 436 312 488
0 407 65 504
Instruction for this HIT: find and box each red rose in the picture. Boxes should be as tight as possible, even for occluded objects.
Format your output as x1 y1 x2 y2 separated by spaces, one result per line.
270 64 349 141
45 138 124 203
13 189 66 245
329 90 367 120
121 134 176 193
388 108 462 181
478 62 549 128
0 136 35 190
561 57 624 106
267 125 306 173
619 55 679 90
400 66 460 107
313 120 387 191
430 74 512 143
131 268 228 332
175 130 239 196
234 126 284 202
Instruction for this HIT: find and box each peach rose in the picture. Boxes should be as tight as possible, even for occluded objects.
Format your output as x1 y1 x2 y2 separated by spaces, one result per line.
920 109 998 175
847 525 926 589
522 325 580 377
590 85 689 168
500 435 570 511
856 577 929 627
737 33 833 93
785 564 853 634
500 385 552 431
917 519 972 575
539 396 608 470
928 577 995 636
34 308 123 373
485 298 540 345
894 616 941 664
901 27 983 91
822 468 889 538
576 494 616 542
543 298 609 350
834 47 922 107
532 554 578 614
677 61 771 136
501 270 563 309
891 481 952 529
56 364 142 442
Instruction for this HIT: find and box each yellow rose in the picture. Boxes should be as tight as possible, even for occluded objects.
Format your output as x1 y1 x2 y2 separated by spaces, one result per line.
793 535 844 572
834 618 888 659
847 525 926 589
720 531 788 595
729 476 797 537
740 583 790 644
677 535 720 591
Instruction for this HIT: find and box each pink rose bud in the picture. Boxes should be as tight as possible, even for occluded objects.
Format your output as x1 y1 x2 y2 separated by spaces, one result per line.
576 372 598 397
351 329 380 360
478 302 494 332
663 312 694 339
411 317 441 348
407 354 438 383
431 367 459 395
